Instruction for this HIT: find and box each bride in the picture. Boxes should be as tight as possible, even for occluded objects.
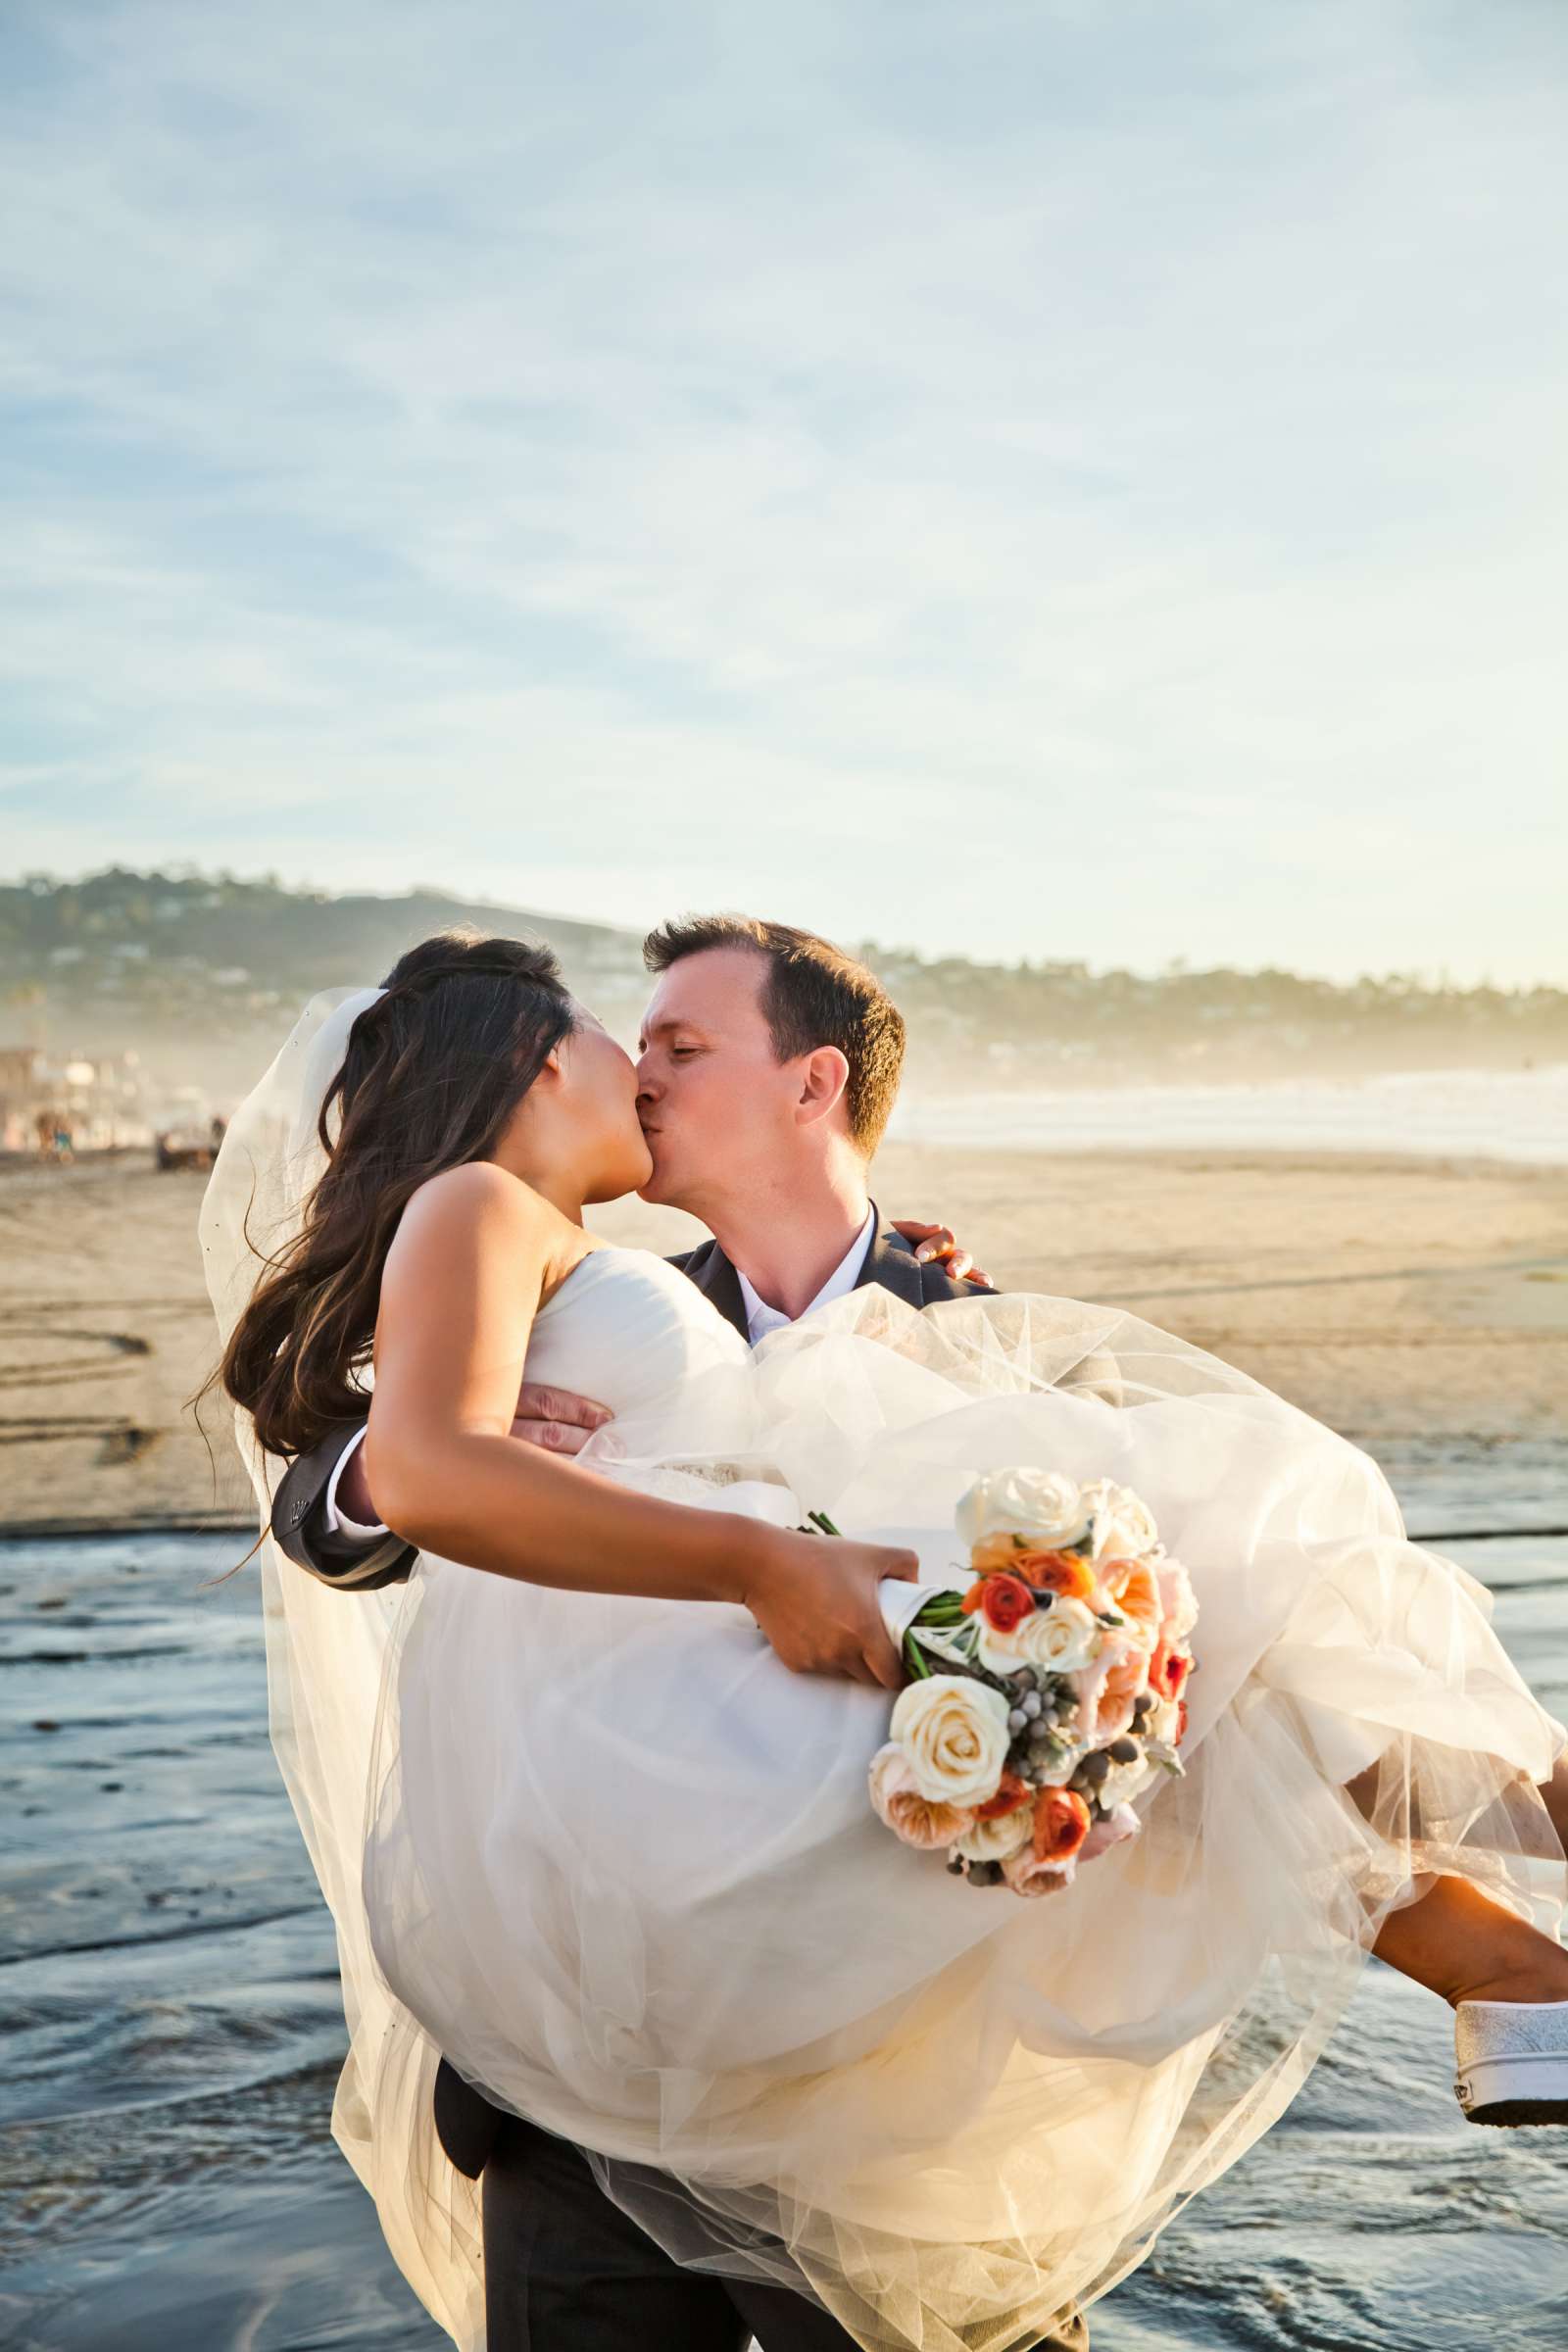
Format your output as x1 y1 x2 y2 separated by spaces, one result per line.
203 930 1568 2352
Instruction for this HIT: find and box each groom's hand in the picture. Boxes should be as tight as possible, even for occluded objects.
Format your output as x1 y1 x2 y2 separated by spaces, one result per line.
892 1219 993 1288
512 1381 614 1456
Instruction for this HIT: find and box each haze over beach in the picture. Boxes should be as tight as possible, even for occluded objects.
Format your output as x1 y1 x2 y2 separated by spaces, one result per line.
5 1 1568 2347
5 867 1567 1152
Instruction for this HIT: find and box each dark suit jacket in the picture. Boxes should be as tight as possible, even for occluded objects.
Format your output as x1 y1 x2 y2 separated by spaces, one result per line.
269 1200 995 2177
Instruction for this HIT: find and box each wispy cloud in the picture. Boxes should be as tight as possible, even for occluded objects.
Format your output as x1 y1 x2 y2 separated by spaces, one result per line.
2 0 1565 980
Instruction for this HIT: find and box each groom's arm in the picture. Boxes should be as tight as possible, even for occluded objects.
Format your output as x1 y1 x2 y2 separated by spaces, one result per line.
272 1383 616 1587
271 1422 416 1589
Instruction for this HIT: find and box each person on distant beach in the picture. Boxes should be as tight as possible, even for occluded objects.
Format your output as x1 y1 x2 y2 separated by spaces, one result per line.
205 923 1568 2352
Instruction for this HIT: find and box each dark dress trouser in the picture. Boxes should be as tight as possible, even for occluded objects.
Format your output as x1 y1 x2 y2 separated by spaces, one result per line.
480 2111 1090 2352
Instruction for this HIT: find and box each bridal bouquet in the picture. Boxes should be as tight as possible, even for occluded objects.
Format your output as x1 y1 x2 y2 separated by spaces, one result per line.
860 1468 1198 1896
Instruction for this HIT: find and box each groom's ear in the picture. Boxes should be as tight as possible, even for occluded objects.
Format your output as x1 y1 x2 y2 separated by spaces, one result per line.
794 1046 851 1129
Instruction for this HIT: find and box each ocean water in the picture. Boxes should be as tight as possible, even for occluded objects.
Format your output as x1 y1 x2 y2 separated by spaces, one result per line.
890 1063 1568 1164
3 1442 1565 2351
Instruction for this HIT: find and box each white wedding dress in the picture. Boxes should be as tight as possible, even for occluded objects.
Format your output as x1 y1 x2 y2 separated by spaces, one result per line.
365 1249 1565 2352
202 991 1567 2352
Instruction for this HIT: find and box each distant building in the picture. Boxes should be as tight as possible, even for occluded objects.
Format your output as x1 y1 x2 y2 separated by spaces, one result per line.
0 1047 47 1152
0 1044 152 1152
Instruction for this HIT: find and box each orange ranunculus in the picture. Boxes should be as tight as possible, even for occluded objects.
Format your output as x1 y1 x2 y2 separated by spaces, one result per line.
1150 1641 1193 1701
1032 1787 1092 1864
1102 1559 1161 1642
958 1572 1037 1633
969 1531 1035 1576
1013 1549 1097 1603
974 1769 1033 1821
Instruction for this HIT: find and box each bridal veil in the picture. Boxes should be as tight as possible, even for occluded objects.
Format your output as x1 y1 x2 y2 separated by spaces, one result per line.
201 988 488 2345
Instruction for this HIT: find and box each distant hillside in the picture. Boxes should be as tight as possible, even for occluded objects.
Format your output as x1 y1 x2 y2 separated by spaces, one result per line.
3 867 1565 1102
0 869 650 1097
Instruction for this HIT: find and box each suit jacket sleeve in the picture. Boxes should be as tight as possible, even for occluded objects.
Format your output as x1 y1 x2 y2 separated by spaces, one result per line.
270 1420 417 1590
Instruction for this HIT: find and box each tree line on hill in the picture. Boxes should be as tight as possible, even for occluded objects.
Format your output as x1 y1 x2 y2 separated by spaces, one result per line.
2 867 1563 1097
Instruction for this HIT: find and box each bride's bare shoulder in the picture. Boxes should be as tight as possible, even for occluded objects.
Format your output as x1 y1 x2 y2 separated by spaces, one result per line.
395 1161 566 1250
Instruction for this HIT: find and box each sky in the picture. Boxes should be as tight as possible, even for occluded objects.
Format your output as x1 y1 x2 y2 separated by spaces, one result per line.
2 0 1565 986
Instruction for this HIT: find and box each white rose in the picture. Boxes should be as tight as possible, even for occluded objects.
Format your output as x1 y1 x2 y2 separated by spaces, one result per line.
1080 1479 1159 1562
1024 1595 1103 1673
957 1467 1089 1553
1145 1695 1183 1747
1099 1749 1160 1808
953 1805 1035 1862
889 1674 1012 1805
977 1594 1102 1676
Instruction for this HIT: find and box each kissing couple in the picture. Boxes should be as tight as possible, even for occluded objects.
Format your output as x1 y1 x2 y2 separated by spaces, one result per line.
202 914 1568 2352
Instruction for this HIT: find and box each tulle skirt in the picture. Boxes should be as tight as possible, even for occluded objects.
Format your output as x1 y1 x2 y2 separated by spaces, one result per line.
360 1290 1566 2351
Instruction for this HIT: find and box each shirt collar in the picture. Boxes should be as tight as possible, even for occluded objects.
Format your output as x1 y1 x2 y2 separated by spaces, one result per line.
735 1202 877 1346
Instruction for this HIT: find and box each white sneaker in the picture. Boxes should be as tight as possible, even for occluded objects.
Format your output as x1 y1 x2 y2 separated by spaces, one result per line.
1454 1995 1568 2126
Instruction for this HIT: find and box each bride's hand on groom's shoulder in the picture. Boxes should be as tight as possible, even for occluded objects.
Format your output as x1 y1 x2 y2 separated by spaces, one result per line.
738 1526 920 1692
892 1219 993 1288
510 1381 614 1457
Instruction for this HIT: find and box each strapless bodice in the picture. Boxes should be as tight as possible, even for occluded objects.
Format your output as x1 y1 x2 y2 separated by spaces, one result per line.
524 1245 747 1416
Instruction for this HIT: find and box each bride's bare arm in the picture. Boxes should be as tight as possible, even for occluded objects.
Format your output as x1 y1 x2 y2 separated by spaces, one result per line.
362 1163 918 1688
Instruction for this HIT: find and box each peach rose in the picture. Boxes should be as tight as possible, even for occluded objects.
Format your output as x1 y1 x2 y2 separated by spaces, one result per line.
1079 1802 1141 1862
1102 1559 1161 1645
1001 1846 1076 1897
1070 1632 1143 1742
867 1741 976 1850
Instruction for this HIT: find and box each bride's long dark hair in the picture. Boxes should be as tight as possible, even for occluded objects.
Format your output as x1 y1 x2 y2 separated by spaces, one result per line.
219 930 575 1461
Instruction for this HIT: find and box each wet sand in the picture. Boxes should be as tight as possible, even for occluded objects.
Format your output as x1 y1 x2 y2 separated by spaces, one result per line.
2 1144 1566 1534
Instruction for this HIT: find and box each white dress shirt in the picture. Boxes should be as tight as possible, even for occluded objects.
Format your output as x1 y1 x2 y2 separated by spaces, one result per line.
734 1202 876 1345
323 1202 880 1541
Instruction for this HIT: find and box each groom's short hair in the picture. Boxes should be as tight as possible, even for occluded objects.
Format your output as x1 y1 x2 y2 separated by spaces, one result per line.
643 914 906 1154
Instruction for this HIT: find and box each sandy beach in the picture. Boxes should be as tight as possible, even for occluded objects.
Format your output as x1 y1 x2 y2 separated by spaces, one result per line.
2 1142 1565 1534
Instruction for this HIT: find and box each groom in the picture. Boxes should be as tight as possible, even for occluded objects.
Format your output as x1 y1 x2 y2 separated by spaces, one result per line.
273 914 1090 2352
